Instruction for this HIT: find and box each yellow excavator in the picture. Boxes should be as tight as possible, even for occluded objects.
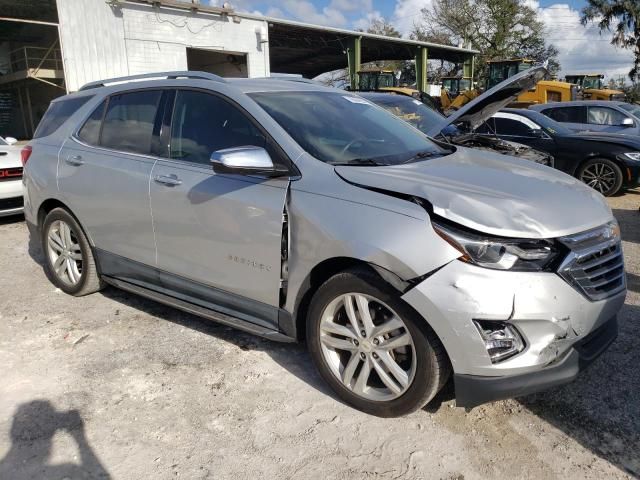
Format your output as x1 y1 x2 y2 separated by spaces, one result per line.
564 74 626 101
486 59 577 106
440 76 478 111
357 68 421 98
438 59 575 113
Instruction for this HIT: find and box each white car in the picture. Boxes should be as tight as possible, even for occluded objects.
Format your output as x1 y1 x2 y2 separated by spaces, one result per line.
0 136 24 217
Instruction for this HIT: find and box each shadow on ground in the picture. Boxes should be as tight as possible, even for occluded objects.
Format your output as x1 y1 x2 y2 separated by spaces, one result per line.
101 287 337 403
517 302 640 477
614 208 640 244
0 400 111 479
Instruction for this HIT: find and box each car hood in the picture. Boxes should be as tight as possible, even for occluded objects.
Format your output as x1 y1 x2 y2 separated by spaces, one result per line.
335 147 612 239
427 65 548 137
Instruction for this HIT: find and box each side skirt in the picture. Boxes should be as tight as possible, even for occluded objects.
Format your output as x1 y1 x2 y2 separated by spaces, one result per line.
102 276 296 343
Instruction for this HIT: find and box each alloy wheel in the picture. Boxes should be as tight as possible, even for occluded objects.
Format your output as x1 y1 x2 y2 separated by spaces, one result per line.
318 293 416 401
46 220 83 286
580 162 617 194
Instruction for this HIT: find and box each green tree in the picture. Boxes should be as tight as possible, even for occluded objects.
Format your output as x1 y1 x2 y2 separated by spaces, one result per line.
581 0 640 81
366 18 401 38
414 0 561 82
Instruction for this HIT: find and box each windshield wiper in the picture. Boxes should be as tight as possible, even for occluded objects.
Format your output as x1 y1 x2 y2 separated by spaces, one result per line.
329 158 386 166
400 150 447 164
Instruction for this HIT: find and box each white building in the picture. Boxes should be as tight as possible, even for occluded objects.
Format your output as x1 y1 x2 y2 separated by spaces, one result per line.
0 0 475 138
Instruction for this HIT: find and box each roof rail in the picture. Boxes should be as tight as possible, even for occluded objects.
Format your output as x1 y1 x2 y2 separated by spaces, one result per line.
259 76 319 85
79 71 226 91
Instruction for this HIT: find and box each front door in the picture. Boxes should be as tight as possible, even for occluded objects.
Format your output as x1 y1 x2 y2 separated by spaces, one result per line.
149 89 289 328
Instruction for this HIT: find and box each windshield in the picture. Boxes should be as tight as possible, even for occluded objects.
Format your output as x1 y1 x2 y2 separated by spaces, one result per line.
619 103 640 118
0 137 6 146
250 91 447 165
582 76 603 90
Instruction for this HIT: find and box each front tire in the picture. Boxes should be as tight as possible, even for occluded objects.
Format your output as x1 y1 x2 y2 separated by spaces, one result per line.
41 208 104 296
306 268 450 417
578 158 623 196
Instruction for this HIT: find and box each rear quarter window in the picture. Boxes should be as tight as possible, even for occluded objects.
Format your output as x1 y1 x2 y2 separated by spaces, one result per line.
34 96 93 139
77 100 106 146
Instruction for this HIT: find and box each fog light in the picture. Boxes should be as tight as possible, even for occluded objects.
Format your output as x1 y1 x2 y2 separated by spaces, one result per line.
473 320 524 363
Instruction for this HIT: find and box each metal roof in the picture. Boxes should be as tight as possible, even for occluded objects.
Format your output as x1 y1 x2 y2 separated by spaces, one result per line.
240 14 478 78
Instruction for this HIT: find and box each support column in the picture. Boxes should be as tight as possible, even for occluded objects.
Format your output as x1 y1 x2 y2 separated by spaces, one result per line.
463 55 475 88
415 46 428 93
347 36 361 90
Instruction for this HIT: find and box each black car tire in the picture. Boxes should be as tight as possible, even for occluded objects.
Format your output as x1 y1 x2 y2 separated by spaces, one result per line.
41 208 104 296
577 158 624 196
306 267 450 417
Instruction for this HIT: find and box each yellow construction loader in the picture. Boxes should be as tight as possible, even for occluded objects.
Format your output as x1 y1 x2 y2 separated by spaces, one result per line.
486 59 577 106
564 74 626 101
440 76 478 111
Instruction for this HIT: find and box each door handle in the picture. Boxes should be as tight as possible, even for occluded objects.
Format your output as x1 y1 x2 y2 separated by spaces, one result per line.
154 174 182 186
65 155 84 166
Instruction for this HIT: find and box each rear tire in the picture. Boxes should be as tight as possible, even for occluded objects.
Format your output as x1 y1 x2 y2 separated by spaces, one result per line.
578 158 623 196
306 267 450 417
41 208 104 296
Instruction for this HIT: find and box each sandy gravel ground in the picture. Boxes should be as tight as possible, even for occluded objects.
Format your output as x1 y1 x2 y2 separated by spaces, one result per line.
0 193 638 480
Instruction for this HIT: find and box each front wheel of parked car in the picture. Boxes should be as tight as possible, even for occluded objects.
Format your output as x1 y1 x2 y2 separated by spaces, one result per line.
578 158 623 196
41 208 104 296
306 268 450 417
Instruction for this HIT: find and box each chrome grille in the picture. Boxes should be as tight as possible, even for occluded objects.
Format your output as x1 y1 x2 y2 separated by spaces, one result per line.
558 224 626 301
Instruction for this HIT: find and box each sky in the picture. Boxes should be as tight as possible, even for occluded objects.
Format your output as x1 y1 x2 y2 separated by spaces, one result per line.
210 0 635 81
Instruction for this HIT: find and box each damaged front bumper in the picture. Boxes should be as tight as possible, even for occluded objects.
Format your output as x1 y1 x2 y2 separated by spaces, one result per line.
454 316 617 407
401 259 626 407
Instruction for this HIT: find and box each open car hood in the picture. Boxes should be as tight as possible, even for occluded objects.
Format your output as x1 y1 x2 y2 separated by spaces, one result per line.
427 65 548 136
335 148 612 239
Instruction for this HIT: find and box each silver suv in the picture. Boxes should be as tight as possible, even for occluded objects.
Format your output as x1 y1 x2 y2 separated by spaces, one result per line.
23 69 625 417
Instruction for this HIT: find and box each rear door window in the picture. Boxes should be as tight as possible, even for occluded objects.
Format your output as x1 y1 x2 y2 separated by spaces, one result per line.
34 96 93 139
169 90 267 165
100 91 162 155
587 107 628 126
543 106 587 124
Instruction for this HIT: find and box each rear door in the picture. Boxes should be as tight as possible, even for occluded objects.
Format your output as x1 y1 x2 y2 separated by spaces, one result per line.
149 88 290 328
58 90 162 271
586 106 631 133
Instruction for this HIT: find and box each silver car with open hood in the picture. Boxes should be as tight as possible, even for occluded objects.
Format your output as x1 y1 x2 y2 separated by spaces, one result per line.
23 67 624 417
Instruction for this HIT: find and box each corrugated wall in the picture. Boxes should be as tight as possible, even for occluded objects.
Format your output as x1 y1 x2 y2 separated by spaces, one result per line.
56 0 269 91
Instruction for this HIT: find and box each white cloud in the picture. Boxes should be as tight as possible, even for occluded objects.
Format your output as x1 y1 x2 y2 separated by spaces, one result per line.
351 10 384 31
391 0 432 36
329 0 373 13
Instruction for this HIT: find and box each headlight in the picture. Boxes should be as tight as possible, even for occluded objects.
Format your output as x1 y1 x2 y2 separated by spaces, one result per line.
623 152 640 161
432 221 561 271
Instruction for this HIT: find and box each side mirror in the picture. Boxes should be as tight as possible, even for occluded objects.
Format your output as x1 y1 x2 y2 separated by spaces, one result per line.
4 137 17 145
621 118 634 127
210 146 287 177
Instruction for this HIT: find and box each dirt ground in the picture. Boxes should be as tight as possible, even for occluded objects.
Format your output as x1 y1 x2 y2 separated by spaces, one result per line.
0 193 638 480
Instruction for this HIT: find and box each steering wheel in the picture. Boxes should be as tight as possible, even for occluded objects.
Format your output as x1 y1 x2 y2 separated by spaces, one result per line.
339 139 364 156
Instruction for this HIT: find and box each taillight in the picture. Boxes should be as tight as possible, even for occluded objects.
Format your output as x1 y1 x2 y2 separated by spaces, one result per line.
20 145 32 166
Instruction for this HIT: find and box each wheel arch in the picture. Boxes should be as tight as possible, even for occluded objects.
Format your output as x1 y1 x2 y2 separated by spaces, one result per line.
574 152 625 178
290 257 413 343
37 199 96 246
